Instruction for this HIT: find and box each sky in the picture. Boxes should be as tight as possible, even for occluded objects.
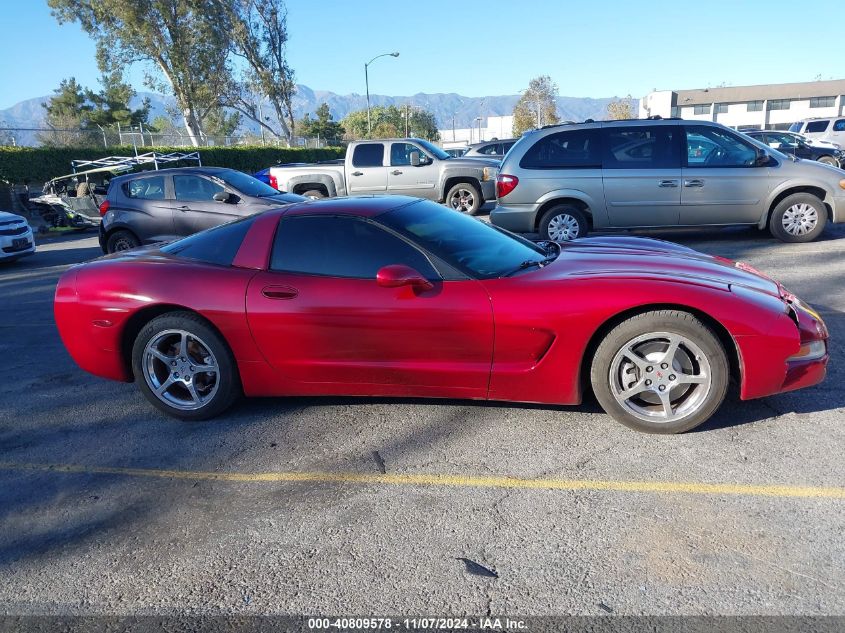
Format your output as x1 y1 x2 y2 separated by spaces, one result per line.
1 0 843 110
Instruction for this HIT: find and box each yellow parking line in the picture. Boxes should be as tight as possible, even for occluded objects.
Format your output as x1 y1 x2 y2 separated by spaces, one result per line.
0 461 843 499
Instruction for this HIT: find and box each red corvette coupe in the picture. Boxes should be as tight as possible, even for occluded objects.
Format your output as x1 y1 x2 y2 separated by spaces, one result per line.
55 196 829 433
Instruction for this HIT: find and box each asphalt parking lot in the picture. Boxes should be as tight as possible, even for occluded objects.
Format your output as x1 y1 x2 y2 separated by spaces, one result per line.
0 220 844 618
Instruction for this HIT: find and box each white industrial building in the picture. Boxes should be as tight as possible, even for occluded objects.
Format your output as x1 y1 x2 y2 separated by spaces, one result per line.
639 79 845 130
440 115 514 149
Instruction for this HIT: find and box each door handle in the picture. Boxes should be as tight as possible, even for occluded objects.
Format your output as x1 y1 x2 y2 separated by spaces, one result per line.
391 170 403 175
261 286 298 300
177 205 190 211
351 171 364 176
684 179 704 188
658 180 679 188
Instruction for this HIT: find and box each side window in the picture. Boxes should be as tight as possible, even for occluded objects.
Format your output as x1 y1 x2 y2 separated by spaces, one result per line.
352 143 385 168
602 126 681 169
519 129 601 169
833 120 845 132
390 143 423 166
123 176 166 200
270 215 438 279
684 126 758 168
477 144 499 155
174 175 224 202
805 120 830 133
502 141 515 153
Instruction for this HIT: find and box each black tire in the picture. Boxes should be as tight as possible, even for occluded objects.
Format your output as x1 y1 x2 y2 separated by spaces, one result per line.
302 189 326 199
768 193 827 243
817 156 838 167
590 310 729 434
106 229 141 254
539 205 588 241
131 311 241 421
445 182 483 215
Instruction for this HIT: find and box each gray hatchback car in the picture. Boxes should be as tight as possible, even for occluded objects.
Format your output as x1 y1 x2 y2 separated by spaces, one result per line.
99 167 305 253
491 119 845 243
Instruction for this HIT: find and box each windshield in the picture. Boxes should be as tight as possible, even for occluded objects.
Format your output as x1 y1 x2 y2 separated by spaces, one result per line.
213 169 284 197
415 139 451 160
379 199 548 279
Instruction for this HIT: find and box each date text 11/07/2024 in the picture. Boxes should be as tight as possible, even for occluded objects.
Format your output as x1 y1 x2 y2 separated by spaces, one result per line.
307 617 528 630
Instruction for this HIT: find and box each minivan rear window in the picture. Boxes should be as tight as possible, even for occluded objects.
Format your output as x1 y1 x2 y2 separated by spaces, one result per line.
519 129 601 169
806 120 830 133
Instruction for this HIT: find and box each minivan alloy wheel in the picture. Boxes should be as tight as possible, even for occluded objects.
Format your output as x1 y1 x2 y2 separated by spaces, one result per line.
782 203 818 236
547 213 581 241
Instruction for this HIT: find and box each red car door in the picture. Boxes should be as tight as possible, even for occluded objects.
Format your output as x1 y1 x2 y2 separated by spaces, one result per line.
245 214 494 399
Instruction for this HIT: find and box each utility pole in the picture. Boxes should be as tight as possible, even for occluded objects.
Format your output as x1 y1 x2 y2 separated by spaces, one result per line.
405 104 410 137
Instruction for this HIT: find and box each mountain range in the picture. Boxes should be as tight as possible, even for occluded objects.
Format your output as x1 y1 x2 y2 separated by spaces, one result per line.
0 85 639 145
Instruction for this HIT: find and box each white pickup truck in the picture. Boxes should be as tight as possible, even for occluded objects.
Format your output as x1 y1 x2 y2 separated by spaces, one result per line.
269 138 500 215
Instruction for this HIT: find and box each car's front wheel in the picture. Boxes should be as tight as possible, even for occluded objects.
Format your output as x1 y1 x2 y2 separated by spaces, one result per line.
817 155 838 167
131 311 241 420
590 310 729 434
769 193 827 243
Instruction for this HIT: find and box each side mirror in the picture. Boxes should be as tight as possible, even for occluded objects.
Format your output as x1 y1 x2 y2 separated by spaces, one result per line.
376 264 433 291
410 151 421 167
213 191 232 203
753 149 771 167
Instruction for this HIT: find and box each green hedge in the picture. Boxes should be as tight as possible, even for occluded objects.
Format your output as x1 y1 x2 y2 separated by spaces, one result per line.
0 145 346 185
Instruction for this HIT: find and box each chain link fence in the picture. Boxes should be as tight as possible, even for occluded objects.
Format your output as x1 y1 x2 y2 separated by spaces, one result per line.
0 126 344 149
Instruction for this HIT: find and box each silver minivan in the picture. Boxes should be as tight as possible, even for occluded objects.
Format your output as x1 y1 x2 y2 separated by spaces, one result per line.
491 119 845 243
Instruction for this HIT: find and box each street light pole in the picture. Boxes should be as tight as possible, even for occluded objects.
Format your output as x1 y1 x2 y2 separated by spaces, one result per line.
365 51 400 135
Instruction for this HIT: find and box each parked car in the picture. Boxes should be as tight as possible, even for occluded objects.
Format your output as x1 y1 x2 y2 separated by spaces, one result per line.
743 130 842 167
28 167 118 229
268 138 499 215
776 130 840 151
98 167 306 253
462 139 518 159
444 147 468 158
491 118 845 243
789 117 845 147
55 196 829 434
0 211 35 262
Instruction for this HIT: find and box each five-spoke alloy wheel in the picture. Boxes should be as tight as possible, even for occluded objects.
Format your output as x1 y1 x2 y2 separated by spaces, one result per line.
591 310 728 433
132 312 241 420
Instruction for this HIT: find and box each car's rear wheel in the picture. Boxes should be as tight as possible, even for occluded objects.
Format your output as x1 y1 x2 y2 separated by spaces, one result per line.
817 156 838 167
590 310 729 434
769 193 827 243
106 230 140 254
131 312 241 421
446 182 482 215
539 205 588 241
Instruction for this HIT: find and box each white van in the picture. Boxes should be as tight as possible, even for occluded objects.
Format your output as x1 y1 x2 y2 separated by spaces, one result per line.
789 117 845 148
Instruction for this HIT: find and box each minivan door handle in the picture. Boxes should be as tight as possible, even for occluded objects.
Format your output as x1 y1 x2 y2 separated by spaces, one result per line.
684 179 704 188
261 286 298 300
658 180 679 188
391 170 403 175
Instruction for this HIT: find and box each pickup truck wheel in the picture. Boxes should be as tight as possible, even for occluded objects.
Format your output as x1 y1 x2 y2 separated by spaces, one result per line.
302 189 326 199
446 182 482 215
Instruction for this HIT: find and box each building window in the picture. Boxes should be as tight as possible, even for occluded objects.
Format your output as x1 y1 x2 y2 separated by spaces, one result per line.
768 123 792 131
715 103 729 114
693 104 711 115
767 100 791 111
671 106 680 118
747 101 763 112
810 96 835 108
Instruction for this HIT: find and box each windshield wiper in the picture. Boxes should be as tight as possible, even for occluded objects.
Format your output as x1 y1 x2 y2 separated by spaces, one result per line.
503 252 558 277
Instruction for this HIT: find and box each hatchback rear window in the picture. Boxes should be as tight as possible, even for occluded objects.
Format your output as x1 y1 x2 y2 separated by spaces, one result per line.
160 215 257 266
805 120 830 133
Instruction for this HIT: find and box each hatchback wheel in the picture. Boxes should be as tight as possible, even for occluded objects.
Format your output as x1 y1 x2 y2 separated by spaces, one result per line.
106 230 140 254
769 193 827 243
446 182 482 215
132 311 241 420
539 205 588 241
591 310 728 434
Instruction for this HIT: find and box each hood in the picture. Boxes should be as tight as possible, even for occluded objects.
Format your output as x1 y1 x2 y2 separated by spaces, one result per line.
0 211 27 224
450 156 501 168
535 236 783 298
